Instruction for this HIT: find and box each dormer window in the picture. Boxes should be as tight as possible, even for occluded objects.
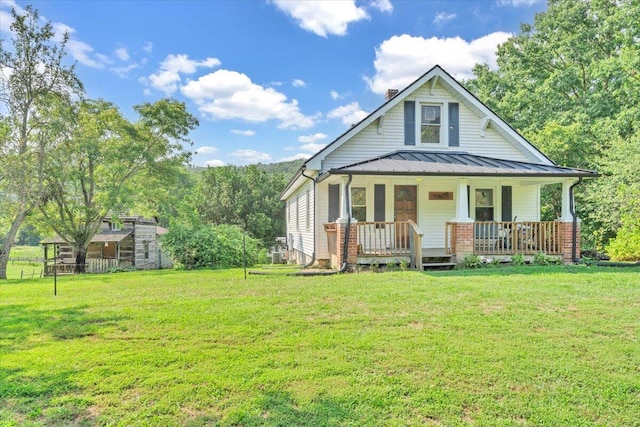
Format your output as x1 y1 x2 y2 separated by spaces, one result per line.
110 222 120 231
421 105 441 144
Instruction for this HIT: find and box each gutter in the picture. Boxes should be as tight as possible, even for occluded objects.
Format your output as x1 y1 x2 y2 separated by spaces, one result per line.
569 177 583 263
300 165 316 268
339 174 353 273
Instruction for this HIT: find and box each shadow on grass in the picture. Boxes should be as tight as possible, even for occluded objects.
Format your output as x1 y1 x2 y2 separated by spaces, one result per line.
423 264 640 278
0 367 95 426
0 305 128 354
233 390 353 426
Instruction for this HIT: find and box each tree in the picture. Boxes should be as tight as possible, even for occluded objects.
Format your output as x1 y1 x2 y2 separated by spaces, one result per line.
466 0 640 249
0 5 83 279
39 99 198 273
192 165 287 248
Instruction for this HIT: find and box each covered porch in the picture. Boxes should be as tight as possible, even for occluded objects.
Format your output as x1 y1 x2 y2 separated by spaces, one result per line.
318 151 597 269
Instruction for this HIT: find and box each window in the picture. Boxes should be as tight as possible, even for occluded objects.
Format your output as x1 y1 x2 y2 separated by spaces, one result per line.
143 242 150 259
296 196 300 231
421 105 441 144
351 187 367 221
475 189 494 221
109 222 120 231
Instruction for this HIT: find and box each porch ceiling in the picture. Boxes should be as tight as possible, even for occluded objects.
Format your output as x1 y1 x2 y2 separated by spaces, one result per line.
321 150 598 180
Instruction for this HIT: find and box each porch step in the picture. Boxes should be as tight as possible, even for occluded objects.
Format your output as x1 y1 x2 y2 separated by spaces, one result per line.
421 252 456 270
422 262 457 270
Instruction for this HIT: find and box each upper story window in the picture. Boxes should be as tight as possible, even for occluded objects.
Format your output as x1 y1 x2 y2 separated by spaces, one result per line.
109 222 120 231
421 105 441 144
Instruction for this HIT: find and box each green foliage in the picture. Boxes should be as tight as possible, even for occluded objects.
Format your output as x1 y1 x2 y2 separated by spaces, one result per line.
193 165 287 248
461 254 483 269
161 223 259 269
0 5 83 279
511 253 525 266
467 0 640 249
606 217 640 261
533 251 562 266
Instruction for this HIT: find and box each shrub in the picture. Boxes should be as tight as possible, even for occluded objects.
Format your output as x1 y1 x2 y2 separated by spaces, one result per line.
533 251 562 266
462 254 483 269
511 253 525 266
161 223 260 270
606 219 640 261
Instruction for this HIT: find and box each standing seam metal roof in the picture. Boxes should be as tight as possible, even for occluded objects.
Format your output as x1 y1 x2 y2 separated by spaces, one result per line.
324 151 598 178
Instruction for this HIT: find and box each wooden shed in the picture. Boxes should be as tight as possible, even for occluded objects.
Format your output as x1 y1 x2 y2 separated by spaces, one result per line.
41 216 173 275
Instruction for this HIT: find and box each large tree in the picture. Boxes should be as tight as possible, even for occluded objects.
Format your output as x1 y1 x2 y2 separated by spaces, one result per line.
39 98 198 272
0 5 83 279
192 165 288 248
467 0 640 250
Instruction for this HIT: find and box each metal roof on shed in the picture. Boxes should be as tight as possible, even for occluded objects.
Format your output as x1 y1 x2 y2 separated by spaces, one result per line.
41 229 133 245
323 151 598 179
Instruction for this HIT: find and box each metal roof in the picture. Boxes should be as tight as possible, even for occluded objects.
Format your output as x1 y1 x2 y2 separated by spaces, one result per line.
323 151 598 179
41 229 133 245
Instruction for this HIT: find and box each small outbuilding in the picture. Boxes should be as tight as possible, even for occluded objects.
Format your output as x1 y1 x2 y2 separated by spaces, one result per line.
41 216 173 275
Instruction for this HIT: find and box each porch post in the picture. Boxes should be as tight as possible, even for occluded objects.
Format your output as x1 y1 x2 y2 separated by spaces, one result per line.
451 179 474 262
339 177 350 221
558 181 573 222
454 179 472 222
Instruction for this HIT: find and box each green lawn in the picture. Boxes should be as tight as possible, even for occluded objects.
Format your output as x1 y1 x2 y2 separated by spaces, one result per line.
1 266 639 426
5 246 44 280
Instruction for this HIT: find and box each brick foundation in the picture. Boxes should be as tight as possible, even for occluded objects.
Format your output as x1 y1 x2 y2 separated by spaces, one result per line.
560 221 581 263
335 222 358 270
453 222 474 262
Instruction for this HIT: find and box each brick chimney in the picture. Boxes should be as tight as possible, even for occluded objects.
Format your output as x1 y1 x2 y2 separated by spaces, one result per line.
385 89 399 101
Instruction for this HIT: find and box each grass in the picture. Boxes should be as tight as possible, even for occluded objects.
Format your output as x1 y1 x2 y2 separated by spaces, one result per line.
5 246 43 280
1 266 639 426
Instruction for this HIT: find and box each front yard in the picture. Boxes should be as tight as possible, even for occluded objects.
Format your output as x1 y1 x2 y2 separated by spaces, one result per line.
1 266 639 426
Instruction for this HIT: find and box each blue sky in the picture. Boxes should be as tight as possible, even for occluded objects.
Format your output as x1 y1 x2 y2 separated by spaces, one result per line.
1 0 546 167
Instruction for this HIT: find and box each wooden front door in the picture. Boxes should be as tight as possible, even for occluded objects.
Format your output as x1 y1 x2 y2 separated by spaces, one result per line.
394 185 417 248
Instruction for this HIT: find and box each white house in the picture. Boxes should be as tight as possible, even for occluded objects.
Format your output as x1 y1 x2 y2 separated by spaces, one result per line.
280 65 597 270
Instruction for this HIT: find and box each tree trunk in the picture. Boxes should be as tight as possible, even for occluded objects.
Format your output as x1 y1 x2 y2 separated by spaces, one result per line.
75 249 87 274
0 209 28 280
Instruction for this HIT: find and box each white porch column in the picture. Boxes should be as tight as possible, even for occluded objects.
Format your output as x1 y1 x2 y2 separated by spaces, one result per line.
558 180 573 222
338 177 350 221
453 179 473 222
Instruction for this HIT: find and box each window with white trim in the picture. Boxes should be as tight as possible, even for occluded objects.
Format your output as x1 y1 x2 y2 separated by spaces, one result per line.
421 104 441 144
351 187 367 222
475 189 494 221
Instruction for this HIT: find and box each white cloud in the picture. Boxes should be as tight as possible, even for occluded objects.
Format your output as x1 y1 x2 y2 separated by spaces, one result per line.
204 159 226 167
195 146 219 155
111 63 139 78
433 12 456 25
327 102 368 126
280 153 311 162
50 22 109 69
181 69 315 129
497 0 543 6
114 47 129 61
148 54 221 95
298 133 328 144
143 41 153 53
232 149 272 164
370 0 393 13
0 1 23 33
231 129 256 136
301 142 327 153
271 0 369 37
330 90 341 100
364 32 512 94
292 78 306 88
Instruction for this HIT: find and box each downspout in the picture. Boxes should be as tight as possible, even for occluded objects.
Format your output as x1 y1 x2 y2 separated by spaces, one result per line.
569 177 583 263
300 165 316 268
339 174 354 273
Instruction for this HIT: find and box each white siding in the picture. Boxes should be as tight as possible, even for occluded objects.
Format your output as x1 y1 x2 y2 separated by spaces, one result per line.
285 181 315 262
322 82 535 171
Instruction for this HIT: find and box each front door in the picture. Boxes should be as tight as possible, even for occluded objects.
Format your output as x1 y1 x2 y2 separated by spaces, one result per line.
394 185 417 248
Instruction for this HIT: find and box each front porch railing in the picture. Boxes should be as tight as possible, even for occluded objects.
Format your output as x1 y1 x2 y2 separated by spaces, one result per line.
474 221 562 255
44 259 133 275
356 221 411 256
